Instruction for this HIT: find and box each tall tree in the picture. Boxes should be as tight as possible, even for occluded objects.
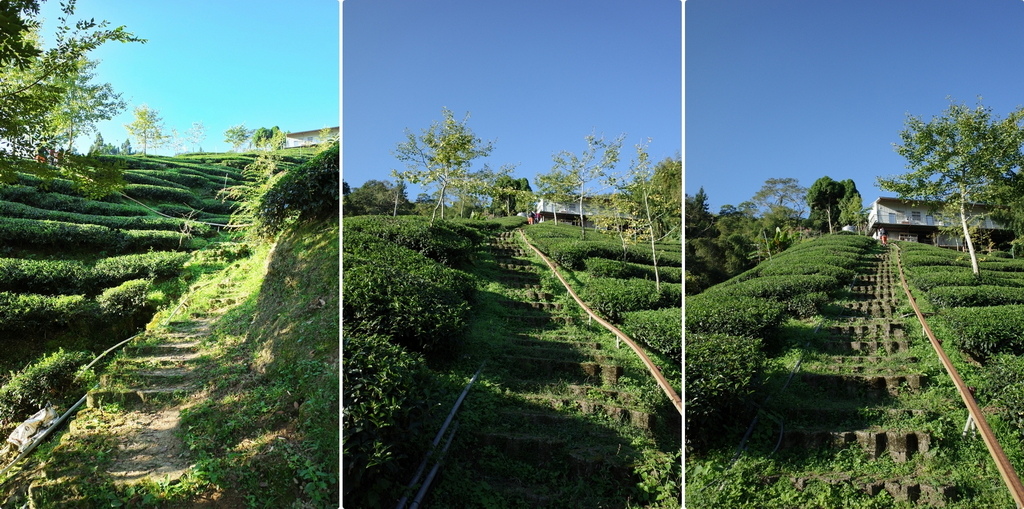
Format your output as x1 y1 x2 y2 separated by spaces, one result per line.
550 132 625 239
534 168 575 224
343 179 413 217
124 104 167 156
392 108 494 223
0 1 140 172
878 99 1024 275
489 174 533 217
185 121 206 153
120 138 133 156
44 57 126 153
752 177 807 221
652 155 682 238
685 187 715 239
806 176 846 234
608 140 667 290
224 124 253 152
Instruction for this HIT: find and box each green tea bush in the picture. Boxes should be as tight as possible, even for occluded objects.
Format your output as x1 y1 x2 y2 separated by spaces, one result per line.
757 262 857 284
0 217 121 249
124 184 199 206
122 171 190 190
0 185 147 217
0 258 88 295
257 142 339 236
581 278 681 322
979 354 1024 436
129 169 210 189
941 305 1024 358
926 285 1024 308
620 307 681 362
685 293 786 346
342 263 469 354
583 257 684 283
97 278 152 317
0 348 92 427
901 252 970 269
342 334 434 508
703 275 839 303
980 258 1024 273
0 199 214 236
343 215 482 268
344 231 475 301
686 333 764 451
0 292 96 332
905 266 1024 291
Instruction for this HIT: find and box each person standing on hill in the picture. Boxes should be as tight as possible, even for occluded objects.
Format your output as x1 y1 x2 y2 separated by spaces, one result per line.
879 227 888 246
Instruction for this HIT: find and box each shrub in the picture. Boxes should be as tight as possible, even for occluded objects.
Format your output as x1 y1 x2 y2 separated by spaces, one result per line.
342 263 469 354
620 308 680 363
0 292 97 332
926 285 1024 308
686 333 764 451
941 305 1024 358
703 275 839 303
581 278 680 322
905 267 1024 292
344 231 475 301
0 349 93 427
583 257 684 283
0 258 89 295
685 293 786 346
343 215 482 268
756 262 857 284
0 185 147 217
980 354 1024 436
97 279 152 317
342 334 434 508
257 142 339 235
123 184 199 205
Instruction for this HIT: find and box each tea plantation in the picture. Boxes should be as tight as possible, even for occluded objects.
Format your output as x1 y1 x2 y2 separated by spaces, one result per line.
343 217 682 507
686 233 1024 508
0 148 340 506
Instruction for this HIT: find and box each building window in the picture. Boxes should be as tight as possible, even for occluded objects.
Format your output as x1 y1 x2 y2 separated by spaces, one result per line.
911 211 921 222
926 215 934 226
888 212 896 223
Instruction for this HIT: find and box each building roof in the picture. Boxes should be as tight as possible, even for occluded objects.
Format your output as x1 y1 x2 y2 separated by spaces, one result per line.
286 127 339 139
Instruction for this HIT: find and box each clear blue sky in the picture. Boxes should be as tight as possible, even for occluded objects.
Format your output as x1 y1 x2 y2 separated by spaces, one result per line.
342 0 682 200
686 0 1024 214
39 0 339 155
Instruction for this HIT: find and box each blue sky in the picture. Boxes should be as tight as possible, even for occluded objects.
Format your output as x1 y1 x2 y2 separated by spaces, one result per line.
686 0 1024 214
39 0 339 155
342 0 682 200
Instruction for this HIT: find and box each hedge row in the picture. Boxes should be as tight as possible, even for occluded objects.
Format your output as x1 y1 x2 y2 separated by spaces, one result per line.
0 348 93 427
0 184 147 217
980 354 1024 436
123 184 201 205
343 214 482 268
941 305 1024 358
127 169 210 190
620 307 681 363
686 333 765 451
342 218 476 353
927 285 1024 308
583 257 683 283
0 199 214 236
0 217 198 253
685 293 786 344
581 277 681 322
122 171 190 190
0 251 188 296
905 265 1024 291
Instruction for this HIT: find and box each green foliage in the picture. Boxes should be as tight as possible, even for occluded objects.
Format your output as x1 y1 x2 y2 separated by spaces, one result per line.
256 142 339 236
0 291 96 332
344 231 475 301
0 199 214 236
581 277 680 322
620 307 681 362
583 257 683 283
343 214 482 268
941 304 1024 358
685 293 786 344
686 333 765 451
0 348 92 427
927 285 1024 308
979 354 1024 436
0 182 146 217
96 278 152 317
342 334 435 508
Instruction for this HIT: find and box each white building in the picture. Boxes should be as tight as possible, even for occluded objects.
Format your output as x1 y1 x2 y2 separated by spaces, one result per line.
867 196 1008 247
534 197 633 228
285 127 338 148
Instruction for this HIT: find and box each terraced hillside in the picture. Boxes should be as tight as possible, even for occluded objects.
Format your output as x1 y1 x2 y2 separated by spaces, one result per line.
343 217 681 508
686 234 1024 508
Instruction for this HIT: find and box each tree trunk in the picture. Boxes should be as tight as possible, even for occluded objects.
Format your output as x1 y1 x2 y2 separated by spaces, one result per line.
644 191 661 292
579 193 586 240
826 207 834 234
960 200 980 275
